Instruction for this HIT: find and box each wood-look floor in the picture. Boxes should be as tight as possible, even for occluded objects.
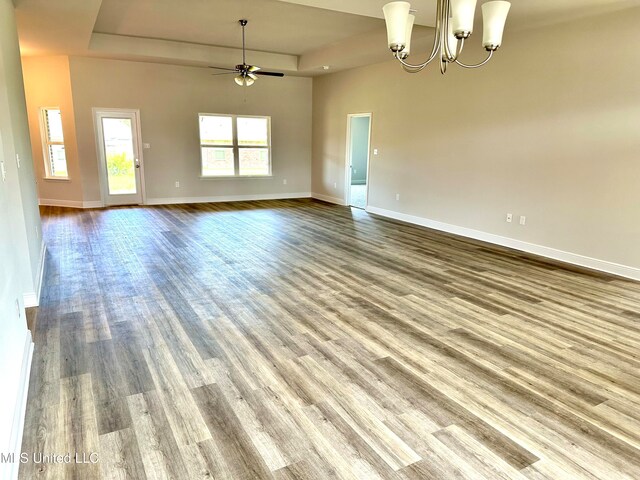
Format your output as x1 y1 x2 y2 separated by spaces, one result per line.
20 199 640 480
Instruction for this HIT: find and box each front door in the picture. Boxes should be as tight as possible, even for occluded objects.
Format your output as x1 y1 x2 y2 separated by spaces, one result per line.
95 109 144 206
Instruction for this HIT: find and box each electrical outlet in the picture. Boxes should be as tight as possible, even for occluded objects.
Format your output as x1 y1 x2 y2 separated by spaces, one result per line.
506 213 513 223
16 154 20 168
175 181 180 188
520 216 526 225
143 143 151 149
373 149 379 155
0 160 6 182
283 179 287 185
396 193 400 201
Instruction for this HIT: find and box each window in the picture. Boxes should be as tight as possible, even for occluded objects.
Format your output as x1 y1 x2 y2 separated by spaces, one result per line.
40 108 68 178
199 114 271 177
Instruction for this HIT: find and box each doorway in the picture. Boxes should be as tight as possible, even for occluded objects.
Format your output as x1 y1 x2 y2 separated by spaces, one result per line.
345 113 371 209
94 109 145 206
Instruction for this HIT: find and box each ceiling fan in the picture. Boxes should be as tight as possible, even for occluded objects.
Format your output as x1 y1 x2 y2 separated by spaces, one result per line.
209 19 285 86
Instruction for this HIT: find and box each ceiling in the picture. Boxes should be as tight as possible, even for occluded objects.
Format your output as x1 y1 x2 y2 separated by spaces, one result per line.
15 0 640 75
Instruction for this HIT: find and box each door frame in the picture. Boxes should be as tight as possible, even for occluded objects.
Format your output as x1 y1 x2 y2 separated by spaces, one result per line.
344 113 372 207
93 107 146 206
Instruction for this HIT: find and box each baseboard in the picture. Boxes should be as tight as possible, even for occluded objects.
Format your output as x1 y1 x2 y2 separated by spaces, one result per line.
5 331 34 480
311 192 346 206
23 241 46 308
39 199 103 209
366 205 640 281
145 192 311 205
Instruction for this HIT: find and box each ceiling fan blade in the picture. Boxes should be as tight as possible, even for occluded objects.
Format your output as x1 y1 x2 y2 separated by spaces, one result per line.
208 66 238 72
248 73 258 80
254 71 285 77
211 72 237 76
248 65 261 72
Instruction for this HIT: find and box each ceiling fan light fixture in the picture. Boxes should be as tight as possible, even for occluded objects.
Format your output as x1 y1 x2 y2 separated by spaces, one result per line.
234 75 245 86
244 76 255 86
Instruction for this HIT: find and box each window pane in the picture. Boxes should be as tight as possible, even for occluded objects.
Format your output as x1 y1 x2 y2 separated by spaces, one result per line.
202 147 235 176
239 148 269 176
199 115 233 146
48 145 68 177
237 117 268 146
45 109 64 142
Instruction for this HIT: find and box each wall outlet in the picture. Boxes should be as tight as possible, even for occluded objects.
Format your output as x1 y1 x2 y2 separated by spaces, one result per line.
175 181 180 188
520 216 526 225
143 143 151 149
373 149 379 155
16 154 20 168
506 213 513 223
0 160 6 182
396 193 400 201
283 179 287 185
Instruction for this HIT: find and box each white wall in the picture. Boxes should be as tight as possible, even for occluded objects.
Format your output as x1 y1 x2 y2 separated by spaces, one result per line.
312 7 640 277
22 56 83 206
24 56 313 205
0 0 41 478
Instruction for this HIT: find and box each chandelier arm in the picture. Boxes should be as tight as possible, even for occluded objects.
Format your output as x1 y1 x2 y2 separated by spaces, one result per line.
442 0 458 63
392 0 445 70
455 50 495 69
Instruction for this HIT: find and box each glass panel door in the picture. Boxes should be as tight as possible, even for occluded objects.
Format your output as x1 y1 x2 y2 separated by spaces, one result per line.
95 110 144 206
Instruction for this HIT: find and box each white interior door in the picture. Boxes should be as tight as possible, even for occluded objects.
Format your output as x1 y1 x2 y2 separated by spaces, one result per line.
95 109 144 206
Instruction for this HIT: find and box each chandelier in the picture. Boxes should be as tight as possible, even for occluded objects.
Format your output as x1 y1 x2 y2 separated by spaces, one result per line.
382 0 511 74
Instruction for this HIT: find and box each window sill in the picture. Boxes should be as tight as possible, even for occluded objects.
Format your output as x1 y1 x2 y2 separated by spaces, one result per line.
199 175 273 180
43 177 70 182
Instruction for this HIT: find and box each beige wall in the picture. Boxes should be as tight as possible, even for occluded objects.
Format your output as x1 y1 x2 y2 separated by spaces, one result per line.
0 0 42 474
312 8 640 272
23 55 83 204
62 57 311 203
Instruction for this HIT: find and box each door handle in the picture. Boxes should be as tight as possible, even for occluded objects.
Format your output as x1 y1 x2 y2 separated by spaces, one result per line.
135 158 140 169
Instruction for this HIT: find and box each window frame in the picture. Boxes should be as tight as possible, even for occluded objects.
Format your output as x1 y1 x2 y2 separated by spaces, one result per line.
198 113 272 178
39 107 69 180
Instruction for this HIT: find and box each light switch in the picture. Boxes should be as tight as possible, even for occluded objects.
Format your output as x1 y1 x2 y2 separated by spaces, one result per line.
0 160 6 182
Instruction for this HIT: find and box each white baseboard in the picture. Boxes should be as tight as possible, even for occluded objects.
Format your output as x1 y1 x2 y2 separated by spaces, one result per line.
311 192 346 205
23 241 46 308
145 192 311 205
39 199 103 209
6 331 34 480
366 205 640 281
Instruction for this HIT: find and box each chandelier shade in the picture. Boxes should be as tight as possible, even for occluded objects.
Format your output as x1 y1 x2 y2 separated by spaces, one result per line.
482 1 511 50
382 1 412 51
450 0 477 37
382 0 511 74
